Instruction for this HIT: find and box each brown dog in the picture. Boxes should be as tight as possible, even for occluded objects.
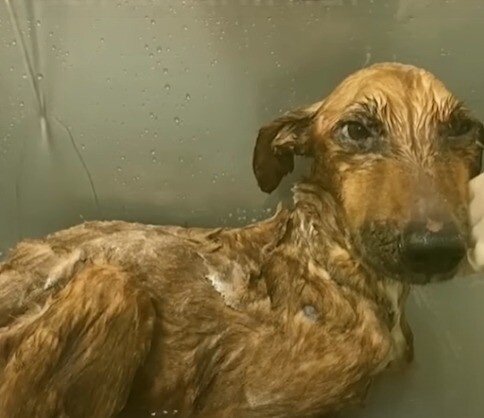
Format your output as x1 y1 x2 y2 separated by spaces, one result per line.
0 62 482 418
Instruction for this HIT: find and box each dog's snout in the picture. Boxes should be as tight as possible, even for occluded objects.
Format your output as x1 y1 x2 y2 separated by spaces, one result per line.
400 222 466 276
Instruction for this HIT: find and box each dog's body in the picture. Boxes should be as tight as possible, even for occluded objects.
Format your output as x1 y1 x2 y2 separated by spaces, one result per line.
0 63 482 417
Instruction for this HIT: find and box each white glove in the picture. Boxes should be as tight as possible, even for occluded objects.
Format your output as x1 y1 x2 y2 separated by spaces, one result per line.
469 172 484 271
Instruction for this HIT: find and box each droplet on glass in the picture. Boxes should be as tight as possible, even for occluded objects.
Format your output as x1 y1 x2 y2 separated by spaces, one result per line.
36 73 44 81
174 116 180 125
185 93 191 102
164 83 171 91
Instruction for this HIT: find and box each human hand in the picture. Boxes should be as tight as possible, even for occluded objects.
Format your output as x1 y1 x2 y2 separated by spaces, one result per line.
469 172 484 271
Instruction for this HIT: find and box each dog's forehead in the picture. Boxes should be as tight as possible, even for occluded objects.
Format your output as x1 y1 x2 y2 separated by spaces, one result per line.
322 63 459 122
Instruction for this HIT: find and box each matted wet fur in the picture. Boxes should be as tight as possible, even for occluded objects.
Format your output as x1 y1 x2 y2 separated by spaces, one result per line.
0 62 482 418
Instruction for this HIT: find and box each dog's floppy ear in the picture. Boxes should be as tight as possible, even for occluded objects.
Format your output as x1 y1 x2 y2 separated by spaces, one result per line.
252 102 322 193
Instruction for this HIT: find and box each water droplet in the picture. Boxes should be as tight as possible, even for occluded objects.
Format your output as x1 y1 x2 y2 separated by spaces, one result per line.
100 37 105 43
149 112 155 119
120 155 126 161
183 25 188 31
185 93 191 102
144 44 149 50
116 166 122 172
163 68 169 75
151 149 158 163
149 52 154 59
164 83 171 91
9 67 13 72
106 77 111 83
36 20 41 27
151 19 156 25
157 46 162 53
51 44 57 51
19 101 24 107
178 156 185 163
48 31 53 37
11 39 16 46
174 116 180 125
153 132 159 139
36 73 44 81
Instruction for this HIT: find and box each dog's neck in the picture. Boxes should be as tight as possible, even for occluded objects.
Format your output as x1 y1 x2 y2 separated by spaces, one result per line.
284 181 406 323
219 180 407 325
289 182 380 292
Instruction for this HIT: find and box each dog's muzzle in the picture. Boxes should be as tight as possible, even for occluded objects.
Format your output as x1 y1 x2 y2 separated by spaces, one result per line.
399 221 466 277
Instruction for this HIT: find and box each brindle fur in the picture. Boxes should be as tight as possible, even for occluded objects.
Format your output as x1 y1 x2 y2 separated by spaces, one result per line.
0 63 482 418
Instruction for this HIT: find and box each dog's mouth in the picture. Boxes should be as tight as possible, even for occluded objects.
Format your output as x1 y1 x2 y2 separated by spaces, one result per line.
359 221 467 285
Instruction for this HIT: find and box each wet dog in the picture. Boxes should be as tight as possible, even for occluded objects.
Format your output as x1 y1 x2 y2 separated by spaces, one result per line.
0 62 482 417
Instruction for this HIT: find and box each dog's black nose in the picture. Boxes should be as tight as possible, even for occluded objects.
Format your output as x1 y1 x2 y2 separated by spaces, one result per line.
400 222 466 275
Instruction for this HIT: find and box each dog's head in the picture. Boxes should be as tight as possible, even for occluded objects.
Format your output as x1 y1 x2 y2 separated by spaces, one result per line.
253 62 484 285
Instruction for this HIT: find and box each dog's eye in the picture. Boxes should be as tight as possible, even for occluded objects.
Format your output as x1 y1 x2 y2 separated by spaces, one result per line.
447 117 474 137
341 122 372 141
